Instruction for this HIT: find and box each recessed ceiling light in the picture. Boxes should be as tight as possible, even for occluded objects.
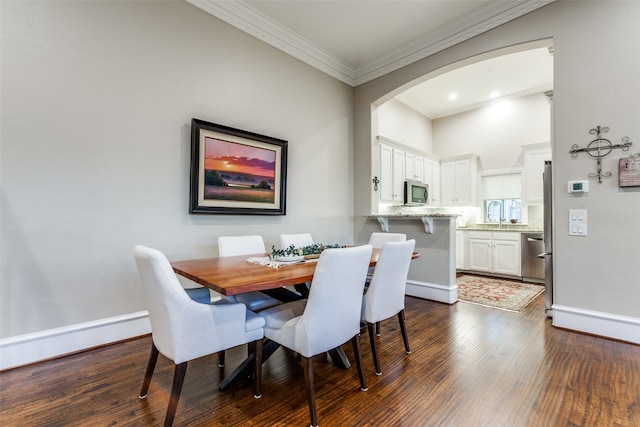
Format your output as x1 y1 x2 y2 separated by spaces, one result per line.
448 93 458 100
490 91 500 98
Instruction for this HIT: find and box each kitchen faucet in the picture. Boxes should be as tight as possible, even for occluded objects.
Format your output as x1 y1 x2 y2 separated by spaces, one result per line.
488 200 505 228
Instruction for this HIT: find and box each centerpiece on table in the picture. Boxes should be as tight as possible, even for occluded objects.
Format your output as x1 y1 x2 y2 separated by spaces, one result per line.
271 243 342 262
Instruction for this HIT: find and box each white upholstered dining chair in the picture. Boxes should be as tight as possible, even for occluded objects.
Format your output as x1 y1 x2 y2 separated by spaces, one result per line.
279 233 314 297
279 232 314 250
183 287 212 304
258 244 373 427
367 232 406 249
365 232 407 304
218 235 282 312
361 239 415 375
216 235 283 368
133 245 264 427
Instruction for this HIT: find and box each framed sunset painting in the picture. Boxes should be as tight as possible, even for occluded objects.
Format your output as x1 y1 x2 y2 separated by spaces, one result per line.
189 118 287 215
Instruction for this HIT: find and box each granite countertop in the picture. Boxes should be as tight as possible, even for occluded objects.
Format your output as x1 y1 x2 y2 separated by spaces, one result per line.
367 214 543 232
367 213 459 218
367 212 458 233
458 224 543 232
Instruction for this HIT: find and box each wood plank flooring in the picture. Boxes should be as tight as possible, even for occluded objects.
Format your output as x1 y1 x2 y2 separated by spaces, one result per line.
1 293 639 426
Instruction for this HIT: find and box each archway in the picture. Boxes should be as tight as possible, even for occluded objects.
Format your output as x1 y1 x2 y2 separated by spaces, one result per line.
370 39 553 225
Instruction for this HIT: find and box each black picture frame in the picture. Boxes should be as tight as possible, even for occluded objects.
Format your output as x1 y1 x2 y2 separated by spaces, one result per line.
189 118 287 215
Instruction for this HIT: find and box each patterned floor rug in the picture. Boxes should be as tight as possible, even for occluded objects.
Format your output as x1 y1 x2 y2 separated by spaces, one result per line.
457 275 544 312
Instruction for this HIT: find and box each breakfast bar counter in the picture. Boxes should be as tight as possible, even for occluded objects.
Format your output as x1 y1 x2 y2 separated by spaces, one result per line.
359 214 459 304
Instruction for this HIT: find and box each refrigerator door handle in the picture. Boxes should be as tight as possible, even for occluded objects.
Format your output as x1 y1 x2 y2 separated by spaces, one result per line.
527 237 544 242
537 252 552 259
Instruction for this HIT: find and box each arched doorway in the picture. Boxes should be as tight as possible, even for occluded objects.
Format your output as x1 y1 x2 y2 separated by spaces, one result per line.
368 39 554 311
371 39 553 225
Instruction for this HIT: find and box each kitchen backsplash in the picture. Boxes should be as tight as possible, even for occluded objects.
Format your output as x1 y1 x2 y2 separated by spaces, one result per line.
527 205 543 228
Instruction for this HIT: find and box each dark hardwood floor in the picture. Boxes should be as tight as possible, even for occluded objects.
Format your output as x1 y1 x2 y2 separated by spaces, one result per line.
2 293 639 426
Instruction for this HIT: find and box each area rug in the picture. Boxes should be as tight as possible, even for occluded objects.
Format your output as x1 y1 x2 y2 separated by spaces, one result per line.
457 275 544 312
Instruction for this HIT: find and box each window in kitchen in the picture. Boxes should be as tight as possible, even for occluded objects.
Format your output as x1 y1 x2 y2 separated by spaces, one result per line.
485 199 522 223
481 171 522 224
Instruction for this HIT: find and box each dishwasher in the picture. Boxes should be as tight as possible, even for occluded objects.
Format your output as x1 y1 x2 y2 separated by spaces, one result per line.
521 232 544 283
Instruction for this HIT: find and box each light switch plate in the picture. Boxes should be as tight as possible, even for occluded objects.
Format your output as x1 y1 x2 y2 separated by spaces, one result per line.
569 209 588 236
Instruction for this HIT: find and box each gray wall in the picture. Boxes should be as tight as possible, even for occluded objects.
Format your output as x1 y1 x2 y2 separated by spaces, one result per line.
3 0 638 347
1 1 355 338
433 93 551 171
355 1 640 320
377 99 433 153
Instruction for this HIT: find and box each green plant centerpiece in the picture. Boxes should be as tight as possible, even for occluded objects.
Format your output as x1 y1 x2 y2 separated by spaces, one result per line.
271 244 302 258
271 243 342 259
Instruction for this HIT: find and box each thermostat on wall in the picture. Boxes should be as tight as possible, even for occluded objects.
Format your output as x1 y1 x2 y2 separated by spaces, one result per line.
568 180 589 193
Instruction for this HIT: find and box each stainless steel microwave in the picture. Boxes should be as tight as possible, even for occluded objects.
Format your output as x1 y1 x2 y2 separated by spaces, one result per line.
404 180 429 205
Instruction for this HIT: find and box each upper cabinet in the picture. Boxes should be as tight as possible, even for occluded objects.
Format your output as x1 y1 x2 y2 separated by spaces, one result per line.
405 152 425 183
440 154 478 206
379 143 405 203
523 144 551 204
378 136 437 205
433 162 441 205
423 157 440 206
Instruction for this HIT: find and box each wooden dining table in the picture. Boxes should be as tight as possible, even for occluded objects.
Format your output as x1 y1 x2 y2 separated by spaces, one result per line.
171 247 419 389
172 249 383 296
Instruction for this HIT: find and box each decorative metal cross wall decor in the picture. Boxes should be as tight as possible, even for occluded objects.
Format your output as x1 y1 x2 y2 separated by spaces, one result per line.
569 125 633 183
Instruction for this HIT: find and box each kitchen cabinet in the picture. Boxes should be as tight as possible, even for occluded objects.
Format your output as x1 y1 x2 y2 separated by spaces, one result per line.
523 144 551 204
377 136 439 205
432 162 440 205
467 235 491 273
466 231 521 277
423 157 440 205
405 152 425 182
441 154 478 206
456 230 465 270
379 143 405 203
415 155 425 183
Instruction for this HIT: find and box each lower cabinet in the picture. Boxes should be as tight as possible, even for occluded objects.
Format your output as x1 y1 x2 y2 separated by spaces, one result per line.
466 231 521 277
456 230 465 270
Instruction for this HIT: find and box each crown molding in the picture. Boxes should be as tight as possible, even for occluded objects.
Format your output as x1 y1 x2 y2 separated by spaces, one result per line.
187 0 356 85
187 0 554 87
354 1 554 86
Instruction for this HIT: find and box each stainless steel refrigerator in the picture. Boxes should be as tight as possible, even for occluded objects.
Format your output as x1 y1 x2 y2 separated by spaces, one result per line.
541 160 553 317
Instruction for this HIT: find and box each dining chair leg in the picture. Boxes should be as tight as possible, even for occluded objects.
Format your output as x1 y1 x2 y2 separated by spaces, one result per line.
218 350 225 368
397 310 411 354
367 322 382 376
351 335 367 391
139 343 159 398
164 362 188 427
252 339 263 398
375 321 381 336
302 356 318 427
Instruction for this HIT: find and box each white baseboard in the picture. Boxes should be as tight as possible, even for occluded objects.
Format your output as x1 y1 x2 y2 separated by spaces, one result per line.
0 311 151 371
406 279 458 304
552 305 640 344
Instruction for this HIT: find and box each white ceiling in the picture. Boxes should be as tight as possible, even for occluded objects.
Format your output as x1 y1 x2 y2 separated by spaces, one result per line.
188 0 554 117
396 45 554 118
